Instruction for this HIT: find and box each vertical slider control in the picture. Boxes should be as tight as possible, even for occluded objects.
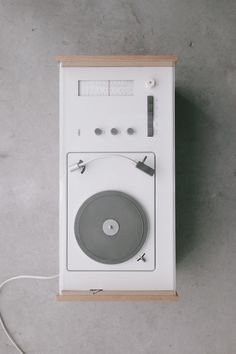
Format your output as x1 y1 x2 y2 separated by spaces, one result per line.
147 96 154 137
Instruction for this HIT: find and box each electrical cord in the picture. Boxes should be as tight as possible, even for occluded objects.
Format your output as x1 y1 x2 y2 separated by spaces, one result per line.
0 274 59 354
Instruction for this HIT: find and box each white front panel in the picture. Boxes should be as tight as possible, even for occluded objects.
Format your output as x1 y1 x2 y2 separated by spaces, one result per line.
61 67 173 151
59 66 175 292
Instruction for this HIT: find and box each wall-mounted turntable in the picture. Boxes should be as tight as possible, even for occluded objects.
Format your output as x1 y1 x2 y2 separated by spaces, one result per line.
56 56 178 301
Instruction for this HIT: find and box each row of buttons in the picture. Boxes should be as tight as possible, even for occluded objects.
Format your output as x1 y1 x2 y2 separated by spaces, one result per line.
94 128 135 136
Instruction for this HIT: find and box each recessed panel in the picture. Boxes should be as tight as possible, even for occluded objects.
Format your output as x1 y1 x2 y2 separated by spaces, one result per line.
67 152 156 272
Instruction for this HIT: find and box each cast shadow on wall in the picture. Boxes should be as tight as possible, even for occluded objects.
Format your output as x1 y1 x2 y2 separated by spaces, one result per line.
175 90 206 263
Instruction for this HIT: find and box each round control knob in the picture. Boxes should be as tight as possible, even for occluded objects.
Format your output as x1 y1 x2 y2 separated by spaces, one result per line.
111 128 119 135
145 78 156 89
94 128 102 136
127 128 135 135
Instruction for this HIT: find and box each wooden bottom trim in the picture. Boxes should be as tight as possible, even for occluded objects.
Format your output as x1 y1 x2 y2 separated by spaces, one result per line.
56 291 178 301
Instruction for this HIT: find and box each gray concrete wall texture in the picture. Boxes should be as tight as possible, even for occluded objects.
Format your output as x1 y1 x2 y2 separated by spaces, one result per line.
0 1 236 353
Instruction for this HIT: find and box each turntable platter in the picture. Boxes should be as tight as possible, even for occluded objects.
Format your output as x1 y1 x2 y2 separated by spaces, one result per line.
74 191 148 264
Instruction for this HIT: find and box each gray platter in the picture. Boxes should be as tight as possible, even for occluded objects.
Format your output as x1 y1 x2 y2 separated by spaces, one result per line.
74 190 148 264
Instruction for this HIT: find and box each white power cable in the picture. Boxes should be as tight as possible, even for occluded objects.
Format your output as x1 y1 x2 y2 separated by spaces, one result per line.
0 274 59 354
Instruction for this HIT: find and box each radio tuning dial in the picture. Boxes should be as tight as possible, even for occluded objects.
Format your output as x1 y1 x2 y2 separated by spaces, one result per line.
145 78 156 89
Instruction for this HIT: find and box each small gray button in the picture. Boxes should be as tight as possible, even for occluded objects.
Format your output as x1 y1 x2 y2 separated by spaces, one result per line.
95 128 102 135
127 128 135 135
111 128 119 135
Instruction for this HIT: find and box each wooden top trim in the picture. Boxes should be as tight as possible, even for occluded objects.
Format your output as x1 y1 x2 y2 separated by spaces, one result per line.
56 55 178 67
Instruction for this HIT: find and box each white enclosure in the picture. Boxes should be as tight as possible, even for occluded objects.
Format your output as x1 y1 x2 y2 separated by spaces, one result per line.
57 56 177 296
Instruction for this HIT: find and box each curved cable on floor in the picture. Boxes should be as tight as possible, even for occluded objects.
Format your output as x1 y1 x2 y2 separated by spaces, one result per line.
0 274 59 354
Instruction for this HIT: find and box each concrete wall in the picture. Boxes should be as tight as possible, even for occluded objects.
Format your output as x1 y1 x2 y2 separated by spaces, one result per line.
0 1 236 353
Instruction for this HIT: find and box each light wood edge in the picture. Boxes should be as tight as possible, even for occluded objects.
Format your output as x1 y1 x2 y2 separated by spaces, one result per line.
56 55 178 67
56 292 179 301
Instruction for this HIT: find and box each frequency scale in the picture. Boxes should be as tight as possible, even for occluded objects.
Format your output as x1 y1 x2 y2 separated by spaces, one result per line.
57 56 177 300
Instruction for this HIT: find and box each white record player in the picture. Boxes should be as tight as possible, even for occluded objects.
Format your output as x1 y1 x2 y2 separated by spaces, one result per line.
57 56 177 299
